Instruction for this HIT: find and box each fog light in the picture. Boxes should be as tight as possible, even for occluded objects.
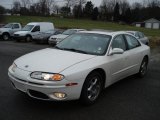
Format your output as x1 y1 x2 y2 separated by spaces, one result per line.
53 92 67 99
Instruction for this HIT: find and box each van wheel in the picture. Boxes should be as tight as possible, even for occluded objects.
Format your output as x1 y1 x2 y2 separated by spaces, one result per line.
138 57 148 78
80 72 102 105
2 33 10 41
25 35 32 42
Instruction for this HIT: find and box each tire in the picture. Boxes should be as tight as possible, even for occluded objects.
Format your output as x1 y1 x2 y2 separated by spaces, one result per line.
2 33 10 41
80 71 103 105
25 35 32 42
138 57 148 78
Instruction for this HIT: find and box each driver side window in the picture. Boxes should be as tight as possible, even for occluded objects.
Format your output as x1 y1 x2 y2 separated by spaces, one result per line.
13 24 20 29
112 35 127 51
32 26 40 32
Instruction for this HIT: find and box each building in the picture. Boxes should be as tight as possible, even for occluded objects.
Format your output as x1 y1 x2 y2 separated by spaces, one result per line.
144 18 160 29
135 18 160 29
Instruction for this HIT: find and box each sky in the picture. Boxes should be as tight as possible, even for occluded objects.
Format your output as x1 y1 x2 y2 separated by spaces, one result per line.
0 0 141 9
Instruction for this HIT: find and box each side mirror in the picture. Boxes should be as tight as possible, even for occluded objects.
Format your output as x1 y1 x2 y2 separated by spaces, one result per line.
109 48 124 55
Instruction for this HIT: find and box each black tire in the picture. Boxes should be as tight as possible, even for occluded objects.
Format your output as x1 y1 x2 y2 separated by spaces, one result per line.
138 57 148 78
2 33 10 41
80 71 103 105
25 35 32 42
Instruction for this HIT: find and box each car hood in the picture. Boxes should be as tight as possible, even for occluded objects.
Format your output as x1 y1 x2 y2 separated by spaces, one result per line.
15 48 96 73
51 34 68 39
0 28 11 31
14 31 29 35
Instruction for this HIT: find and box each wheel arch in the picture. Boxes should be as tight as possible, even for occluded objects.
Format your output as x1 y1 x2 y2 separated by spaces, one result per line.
26 34 32 38
2 32 10 36
85 68 106 89
143 55 149 64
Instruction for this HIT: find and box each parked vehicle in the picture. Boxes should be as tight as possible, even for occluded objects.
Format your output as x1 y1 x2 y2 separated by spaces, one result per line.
0 23 22 41
14 22 54 42
126 31 149 45
32 29 62 44
48 29 86 45
8 31 150 105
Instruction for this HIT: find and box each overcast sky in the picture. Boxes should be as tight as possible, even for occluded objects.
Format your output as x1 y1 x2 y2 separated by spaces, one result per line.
0 0 141 9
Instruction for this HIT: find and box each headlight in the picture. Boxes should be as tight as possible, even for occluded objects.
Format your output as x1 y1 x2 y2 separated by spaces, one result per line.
30 72 64 81
11 63 17 72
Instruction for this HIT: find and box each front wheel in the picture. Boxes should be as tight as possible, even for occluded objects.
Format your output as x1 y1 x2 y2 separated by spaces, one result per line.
80 72 103 105
138 57 148 78
2 33 10 41
25 35 32 42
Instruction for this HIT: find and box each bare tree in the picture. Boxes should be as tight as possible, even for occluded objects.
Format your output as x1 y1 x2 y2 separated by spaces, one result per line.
52 5 60 15
119 0 130 14
132 2 142 9
65 0 76 8
46 0 55 12
12 0 21 14
21 0 31 8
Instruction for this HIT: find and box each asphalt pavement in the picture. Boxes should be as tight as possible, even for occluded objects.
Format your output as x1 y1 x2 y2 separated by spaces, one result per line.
0 41 160 120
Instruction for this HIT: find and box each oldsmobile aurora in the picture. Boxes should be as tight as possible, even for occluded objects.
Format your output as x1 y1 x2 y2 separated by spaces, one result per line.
8 31 150 105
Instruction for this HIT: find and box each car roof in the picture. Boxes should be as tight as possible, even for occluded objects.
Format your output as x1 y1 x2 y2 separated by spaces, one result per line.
7 23 20 24
68 29 86 31
80 31 128 36
27 22 52 25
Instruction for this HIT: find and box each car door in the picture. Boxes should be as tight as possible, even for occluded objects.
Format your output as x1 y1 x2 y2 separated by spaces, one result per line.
31 25 40 37
124 34 143 75
108 34 129 84
11 24 20 36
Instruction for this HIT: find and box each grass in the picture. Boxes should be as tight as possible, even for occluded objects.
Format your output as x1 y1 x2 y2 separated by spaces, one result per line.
4 15 160 47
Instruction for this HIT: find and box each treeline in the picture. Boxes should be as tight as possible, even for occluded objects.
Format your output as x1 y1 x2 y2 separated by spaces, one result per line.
1 0 160 24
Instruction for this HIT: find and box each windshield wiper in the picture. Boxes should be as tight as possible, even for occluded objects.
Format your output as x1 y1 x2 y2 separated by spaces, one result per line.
62 48 89 54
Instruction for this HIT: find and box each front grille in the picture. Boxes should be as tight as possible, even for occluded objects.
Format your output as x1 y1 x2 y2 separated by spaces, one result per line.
14 34 19 37
28 90 49 100
51 38 57 41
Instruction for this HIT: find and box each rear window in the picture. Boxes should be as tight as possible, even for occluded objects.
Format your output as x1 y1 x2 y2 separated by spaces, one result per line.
125 34 141 49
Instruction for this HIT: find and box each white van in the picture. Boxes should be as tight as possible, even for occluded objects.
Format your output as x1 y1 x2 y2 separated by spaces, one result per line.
14 22 54 42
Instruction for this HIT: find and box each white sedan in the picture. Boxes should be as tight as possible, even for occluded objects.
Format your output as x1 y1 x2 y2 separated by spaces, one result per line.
8 31 150 105
48 29 86 45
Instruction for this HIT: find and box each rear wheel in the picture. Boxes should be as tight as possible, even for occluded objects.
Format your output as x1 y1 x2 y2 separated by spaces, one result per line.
2 33 10 41
80 72 103 105
138 57 148 78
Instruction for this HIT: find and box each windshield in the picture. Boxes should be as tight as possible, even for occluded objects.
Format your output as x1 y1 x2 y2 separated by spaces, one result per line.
56 33 111 55
22 25 34 31
4 23 13 28
62 29 77 35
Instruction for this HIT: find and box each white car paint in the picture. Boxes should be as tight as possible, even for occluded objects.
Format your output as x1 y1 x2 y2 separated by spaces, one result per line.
48 29 86 45
14 22 54 40
125 31 149 45
8 31 150 102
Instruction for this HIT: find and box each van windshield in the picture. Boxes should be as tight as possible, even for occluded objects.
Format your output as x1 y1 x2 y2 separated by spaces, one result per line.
22 25 34 31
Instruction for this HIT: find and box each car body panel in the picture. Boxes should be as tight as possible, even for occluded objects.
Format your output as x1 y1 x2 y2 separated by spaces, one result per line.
8 31 150 101
14 48 96 73
0 23 22 37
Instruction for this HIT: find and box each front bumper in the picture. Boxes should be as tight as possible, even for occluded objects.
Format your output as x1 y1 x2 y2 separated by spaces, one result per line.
48 40 57 45
13 36 26 40
33 38 48 43
8 67 82 101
